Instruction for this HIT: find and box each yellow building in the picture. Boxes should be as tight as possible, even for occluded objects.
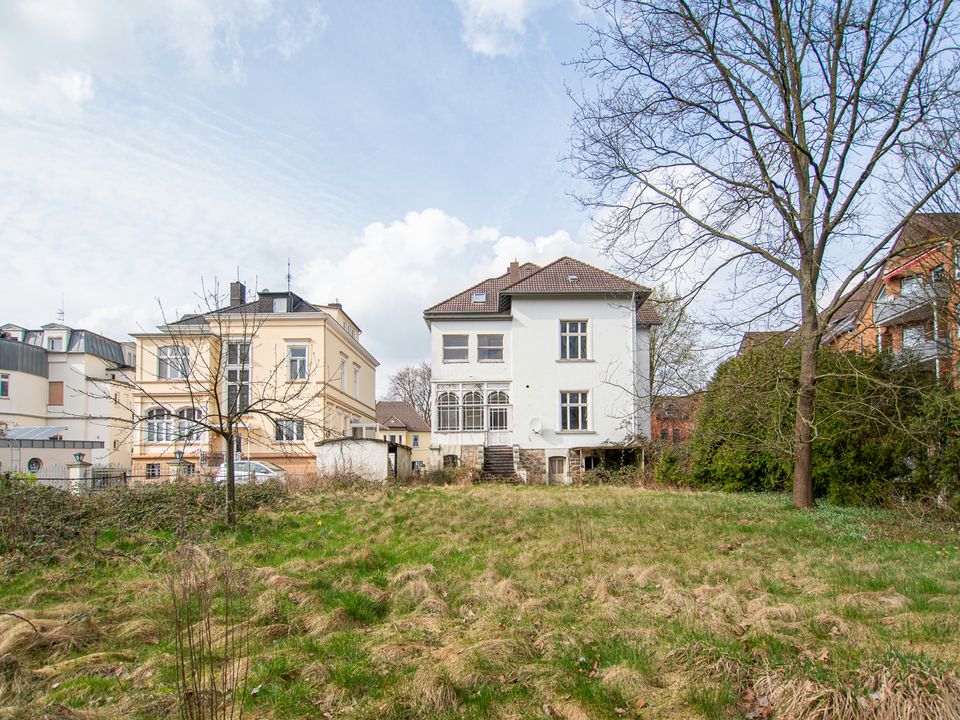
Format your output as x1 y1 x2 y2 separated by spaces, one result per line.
130 282 378 479
375 400 432 471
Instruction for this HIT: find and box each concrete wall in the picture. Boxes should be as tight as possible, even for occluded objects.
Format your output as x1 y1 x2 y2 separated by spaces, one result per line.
315 439 410 482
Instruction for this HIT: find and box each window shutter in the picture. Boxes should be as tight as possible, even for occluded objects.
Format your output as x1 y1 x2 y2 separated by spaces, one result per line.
48 381 64 406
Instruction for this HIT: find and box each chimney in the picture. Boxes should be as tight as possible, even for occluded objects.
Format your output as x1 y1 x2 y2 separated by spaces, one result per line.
230 281 246 307
508 261 520 283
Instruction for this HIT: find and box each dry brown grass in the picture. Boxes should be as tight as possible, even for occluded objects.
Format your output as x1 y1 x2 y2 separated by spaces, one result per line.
751 660 960 719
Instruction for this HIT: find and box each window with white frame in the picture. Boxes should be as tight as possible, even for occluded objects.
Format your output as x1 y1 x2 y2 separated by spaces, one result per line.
353 364 360 398
146 463 161 479
339 356 347 392
158 345 189 379
412 434 420 447
0 373 8 398
442 334 468 362
488 391 509 430
560 321 588 360
288 345 308 381
273 297 287 313
478 334 504 362
560 391 589 431
463 391 484 430
47 337 63 351
177 407 203 441
225 341 251 413
146 407 173 442
275 419 304 442
437 392 460 431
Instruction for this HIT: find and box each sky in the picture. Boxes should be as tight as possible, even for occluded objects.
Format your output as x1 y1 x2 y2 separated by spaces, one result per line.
0 0 617 385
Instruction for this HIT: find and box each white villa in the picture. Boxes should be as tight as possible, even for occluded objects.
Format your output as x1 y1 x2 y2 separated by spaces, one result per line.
423 257 661 483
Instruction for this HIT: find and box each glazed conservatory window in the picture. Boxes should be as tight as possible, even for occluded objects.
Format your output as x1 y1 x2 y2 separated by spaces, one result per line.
437 392 460 431
463 391 484 431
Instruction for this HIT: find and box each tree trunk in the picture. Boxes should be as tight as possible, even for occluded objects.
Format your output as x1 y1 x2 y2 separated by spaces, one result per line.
225 431 236 525
793 317 819 509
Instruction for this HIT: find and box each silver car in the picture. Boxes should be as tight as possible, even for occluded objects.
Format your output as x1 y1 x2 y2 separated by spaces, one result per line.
214 460 287 485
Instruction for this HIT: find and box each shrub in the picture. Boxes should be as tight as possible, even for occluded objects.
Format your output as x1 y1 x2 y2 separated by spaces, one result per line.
652 443 692 487
0 477 286 565
689 344 934 505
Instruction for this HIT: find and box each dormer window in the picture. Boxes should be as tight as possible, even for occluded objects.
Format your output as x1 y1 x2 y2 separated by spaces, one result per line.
472 292 487 304
273 297 287 313
47 337 63 351
567 274 578 282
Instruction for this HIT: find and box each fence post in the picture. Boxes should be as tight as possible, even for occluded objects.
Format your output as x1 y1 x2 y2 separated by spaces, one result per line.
68 457 92 495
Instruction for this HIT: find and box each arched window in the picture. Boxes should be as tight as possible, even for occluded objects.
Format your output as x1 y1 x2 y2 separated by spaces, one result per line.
146 408 172 443
488 391 509 431
437 392 460 431
463 391 484 431
177 407 203 442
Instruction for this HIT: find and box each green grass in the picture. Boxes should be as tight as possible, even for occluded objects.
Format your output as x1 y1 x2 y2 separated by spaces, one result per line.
1 484 958 719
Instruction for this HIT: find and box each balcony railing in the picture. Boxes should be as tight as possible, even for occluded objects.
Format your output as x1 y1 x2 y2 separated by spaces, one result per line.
896 338 952 363
874 281 950 326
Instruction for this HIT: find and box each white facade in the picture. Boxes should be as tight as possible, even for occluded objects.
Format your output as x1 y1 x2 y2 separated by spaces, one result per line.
315 438 412 482
0 324 135 474
428 295 652 465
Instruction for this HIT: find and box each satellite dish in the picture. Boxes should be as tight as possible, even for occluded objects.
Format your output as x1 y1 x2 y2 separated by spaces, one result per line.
529 417 543 434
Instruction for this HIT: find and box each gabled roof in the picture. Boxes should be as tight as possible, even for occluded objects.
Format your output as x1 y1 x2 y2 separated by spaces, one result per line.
424 263 541 315
425 258 652 317
501 257 650 296
375 401 430 432
891 213 960 257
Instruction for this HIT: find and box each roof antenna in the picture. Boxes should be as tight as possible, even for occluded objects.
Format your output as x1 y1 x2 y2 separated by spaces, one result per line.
286 257 292 293
56 294 65 324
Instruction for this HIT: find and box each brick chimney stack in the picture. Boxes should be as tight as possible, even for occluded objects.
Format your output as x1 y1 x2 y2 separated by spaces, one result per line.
230 281 246 307
508 261 520 283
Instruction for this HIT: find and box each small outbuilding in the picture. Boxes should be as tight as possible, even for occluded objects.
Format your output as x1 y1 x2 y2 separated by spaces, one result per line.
314 437 412 482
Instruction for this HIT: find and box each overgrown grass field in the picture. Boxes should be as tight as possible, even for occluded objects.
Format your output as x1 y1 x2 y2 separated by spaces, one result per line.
1 484 959 719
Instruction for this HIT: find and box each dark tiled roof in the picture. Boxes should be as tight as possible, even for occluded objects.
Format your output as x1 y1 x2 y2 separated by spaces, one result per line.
737 330 793 355
636 301 662 326
425 258 652 316
171 292 327 325
376 401 431 432
891 212 960 257
502 257 651 295
424 263 540 315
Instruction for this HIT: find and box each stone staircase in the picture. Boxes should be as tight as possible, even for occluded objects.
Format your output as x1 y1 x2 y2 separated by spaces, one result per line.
482 445 517 480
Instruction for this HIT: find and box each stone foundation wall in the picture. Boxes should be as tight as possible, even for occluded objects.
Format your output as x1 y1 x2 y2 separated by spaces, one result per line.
459 445 483 470
519 448 547 484
567 449 584 484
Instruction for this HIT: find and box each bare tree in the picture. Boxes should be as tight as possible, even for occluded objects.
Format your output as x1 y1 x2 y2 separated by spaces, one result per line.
385 361 432 423
100 282 335 524
571 0 960 507
648 289 711 399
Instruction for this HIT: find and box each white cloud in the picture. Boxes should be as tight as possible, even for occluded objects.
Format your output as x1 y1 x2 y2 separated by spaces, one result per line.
299 208 600 381
454 0 537 56
0 0 328 116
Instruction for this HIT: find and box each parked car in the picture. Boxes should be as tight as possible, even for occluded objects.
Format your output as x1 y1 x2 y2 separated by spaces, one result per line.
214 460 286 485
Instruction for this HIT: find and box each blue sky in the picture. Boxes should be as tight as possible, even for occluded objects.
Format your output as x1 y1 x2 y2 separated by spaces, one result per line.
0 0 613 382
